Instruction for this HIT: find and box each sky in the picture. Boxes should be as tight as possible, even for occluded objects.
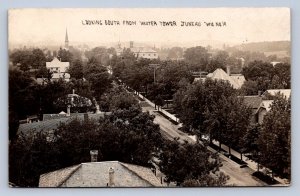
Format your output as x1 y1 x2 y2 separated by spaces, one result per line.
8 8 290 47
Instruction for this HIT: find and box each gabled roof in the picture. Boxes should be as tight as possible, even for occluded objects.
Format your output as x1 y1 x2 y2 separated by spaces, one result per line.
39 165 81 187
230 74 246 88
242 96 263 109
263 89 291 99
46 57 70 69
39 161 164 187
256 100 274 113
207 68 244 89
130 47 157 53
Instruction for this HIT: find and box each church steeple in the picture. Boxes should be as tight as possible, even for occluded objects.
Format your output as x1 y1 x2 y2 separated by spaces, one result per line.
65 28 69 50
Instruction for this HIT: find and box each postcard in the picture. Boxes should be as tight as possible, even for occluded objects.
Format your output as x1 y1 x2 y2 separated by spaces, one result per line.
8 8 291 187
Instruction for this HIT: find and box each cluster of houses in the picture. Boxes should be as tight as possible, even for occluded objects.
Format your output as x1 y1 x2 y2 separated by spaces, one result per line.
193 66 290 124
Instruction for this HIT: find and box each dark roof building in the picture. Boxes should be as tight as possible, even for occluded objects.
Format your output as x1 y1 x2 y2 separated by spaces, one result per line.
242 96 263 111
18 112 111 136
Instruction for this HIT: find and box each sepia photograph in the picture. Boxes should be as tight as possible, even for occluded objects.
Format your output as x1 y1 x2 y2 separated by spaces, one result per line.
8 8 291 187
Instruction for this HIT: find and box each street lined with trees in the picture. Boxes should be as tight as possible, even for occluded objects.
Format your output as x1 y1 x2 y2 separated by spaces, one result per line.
9 44 291 186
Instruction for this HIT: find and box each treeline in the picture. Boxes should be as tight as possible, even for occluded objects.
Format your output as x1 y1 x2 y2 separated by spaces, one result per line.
112 46 291 181
174 78 291 180
9 47 113 140
232 41 290 53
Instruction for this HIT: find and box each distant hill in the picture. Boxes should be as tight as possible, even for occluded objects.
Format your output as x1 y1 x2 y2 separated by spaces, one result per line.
233 41 290 53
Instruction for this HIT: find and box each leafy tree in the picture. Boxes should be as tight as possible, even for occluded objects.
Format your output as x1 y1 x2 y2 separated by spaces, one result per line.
241 60 290 92
240 80 260 96
154 94 165 111
109 91 138 110
159 139 225 186
182 172 229 187
242 60 274 81
167 47 183 60
258 96 291 179
85 47 110 66
156 61 193 99
173 78 235 135
9 105 162 187
57 48 73 62
183 46 210 71
206 50 229 73
241 123 260 159
273 63 291 89
9 69 38 119
10 49 33 71
69 59 84 79
84 59 112 101
31 49 46 69
203 95 252 154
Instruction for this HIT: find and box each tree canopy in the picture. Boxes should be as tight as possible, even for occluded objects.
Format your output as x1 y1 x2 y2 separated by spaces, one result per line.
158 139 227 186
258 96 291 179
9 105 162 187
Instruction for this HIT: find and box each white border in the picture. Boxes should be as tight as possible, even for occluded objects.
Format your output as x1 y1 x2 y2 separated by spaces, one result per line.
1 0 300 195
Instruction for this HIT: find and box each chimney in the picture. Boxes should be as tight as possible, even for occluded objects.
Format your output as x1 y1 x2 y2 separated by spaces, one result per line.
226 66 231 76
66 105 71 116
90 150 98 162
130 41 134 48
108 167 115 187
258 91 262 97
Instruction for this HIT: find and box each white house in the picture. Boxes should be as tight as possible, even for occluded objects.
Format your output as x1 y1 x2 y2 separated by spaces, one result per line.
130 47 158 59
46 57 70 73
204 68 245 89
263 89 291 100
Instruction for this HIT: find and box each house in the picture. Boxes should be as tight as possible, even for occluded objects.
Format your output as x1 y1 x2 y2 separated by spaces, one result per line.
39 156 165 187
263 89 291 100
204 68 245 89
46 57 70 73
19 115 39 124
256 100 274 124
241 95 263 124
18 112 111 138
270 61 282 67
130 47 158 59
46 57 70 81
51 72 71 82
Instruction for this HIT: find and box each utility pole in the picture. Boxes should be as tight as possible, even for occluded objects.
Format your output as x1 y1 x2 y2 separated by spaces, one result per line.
149 64 160 83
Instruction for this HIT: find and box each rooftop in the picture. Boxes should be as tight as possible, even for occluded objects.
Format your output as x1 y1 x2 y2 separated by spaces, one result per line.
256 100 274 113
242 96 263 109
263 89 291 99
18 112 111 136
207 68 245 89
39 161 164 187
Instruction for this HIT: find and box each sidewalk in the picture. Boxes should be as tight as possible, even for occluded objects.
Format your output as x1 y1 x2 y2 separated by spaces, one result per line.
212 140 289 185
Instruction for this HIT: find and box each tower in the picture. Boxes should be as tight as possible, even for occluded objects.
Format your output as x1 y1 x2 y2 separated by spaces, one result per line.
65 28 69 50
